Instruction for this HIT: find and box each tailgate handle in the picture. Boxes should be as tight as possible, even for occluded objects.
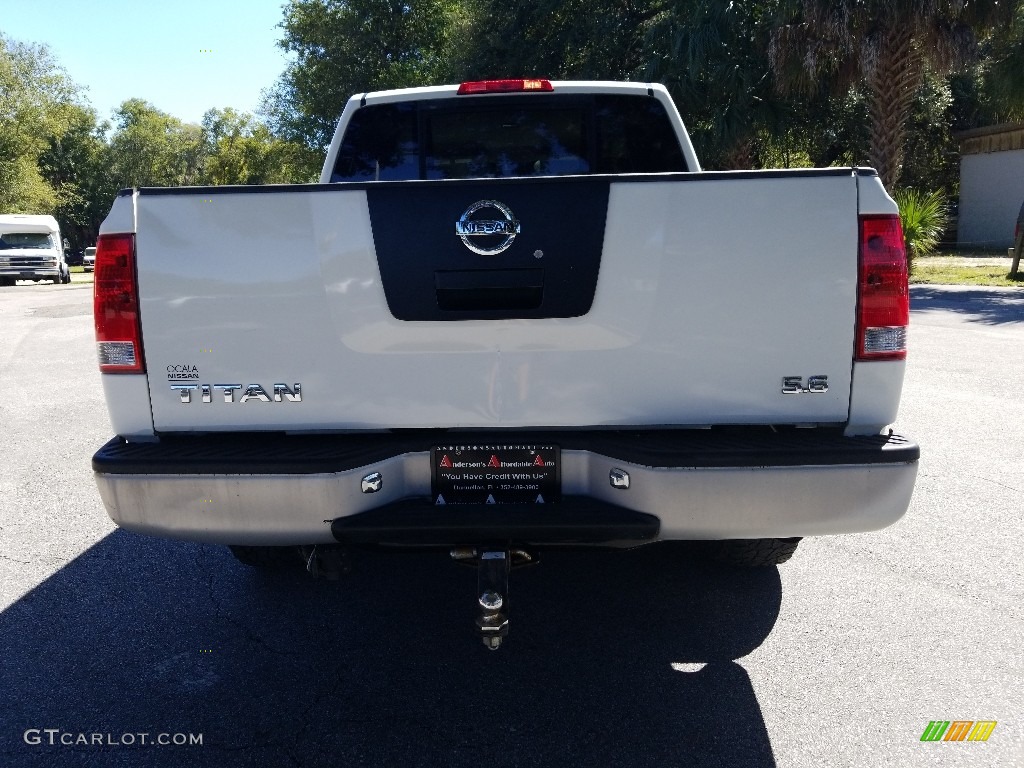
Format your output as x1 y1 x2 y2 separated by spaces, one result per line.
435 269 543 311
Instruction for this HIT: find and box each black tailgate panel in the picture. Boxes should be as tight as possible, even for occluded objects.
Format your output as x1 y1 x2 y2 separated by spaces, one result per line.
366 178 609 320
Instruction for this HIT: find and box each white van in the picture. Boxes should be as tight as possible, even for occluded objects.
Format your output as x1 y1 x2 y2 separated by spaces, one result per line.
0 214 71 285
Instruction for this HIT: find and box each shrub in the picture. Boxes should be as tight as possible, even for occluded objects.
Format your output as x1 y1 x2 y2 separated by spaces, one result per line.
893 188 948 271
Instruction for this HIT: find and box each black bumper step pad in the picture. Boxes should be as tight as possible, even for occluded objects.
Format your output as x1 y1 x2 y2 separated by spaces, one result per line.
331 497 660 547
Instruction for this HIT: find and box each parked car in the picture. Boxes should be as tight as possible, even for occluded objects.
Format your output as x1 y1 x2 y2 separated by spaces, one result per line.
84 246 96 272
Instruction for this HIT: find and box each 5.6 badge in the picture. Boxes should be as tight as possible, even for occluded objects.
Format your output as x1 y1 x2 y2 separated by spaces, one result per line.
781 375 828 394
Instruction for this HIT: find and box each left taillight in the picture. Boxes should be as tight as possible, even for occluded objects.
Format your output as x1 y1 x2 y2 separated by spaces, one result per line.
856 215 909 361
94 233 144 373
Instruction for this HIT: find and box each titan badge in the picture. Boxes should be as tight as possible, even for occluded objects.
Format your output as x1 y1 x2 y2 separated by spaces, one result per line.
171 383 302 403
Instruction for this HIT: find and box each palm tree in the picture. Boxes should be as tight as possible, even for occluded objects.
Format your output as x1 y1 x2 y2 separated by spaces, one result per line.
769 0 1015 188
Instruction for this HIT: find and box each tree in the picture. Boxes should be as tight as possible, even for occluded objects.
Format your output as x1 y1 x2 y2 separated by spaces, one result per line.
453 0 834 171
899 70 961 194
0 34 80 213
201 108 319 184
454 0 803 169
641 1 786 168
262 0 463 151
452 0 656 82
106 99 208 188
37 102 116 250
770 0 1015 188
982 0 1024 120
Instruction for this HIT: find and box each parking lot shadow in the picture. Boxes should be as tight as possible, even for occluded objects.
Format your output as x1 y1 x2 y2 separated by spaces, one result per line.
1 532 782 767
911 285 1024 325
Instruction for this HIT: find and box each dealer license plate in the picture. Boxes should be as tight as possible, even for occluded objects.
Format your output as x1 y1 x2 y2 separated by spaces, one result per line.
431 444 560 504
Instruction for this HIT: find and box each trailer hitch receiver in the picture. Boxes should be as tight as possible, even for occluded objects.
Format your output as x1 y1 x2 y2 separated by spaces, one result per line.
475 550 510 650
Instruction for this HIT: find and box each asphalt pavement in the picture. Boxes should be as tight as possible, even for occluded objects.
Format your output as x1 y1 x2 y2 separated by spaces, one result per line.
0 281 1021 767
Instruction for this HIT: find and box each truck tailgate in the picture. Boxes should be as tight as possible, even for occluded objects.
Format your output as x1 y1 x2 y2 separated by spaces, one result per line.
135 171 859 432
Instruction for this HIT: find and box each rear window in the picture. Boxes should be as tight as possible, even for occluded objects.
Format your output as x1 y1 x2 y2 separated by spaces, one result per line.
331 94 688 182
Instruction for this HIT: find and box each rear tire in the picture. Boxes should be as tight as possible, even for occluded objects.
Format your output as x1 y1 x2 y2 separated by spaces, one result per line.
228 545 301 568
711 537 801 567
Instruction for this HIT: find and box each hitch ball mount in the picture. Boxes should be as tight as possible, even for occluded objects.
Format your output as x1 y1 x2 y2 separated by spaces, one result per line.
451 547 535 651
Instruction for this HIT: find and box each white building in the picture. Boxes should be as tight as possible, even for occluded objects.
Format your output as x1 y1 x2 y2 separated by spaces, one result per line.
956 123 1024 249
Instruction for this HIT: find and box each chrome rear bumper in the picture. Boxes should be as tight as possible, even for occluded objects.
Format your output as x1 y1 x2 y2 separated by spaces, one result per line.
93 429 919 545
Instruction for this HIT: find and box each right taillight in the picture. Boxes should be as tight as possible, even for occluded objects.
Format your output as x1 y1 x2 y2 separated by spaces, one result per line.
94 233 144 373
857 214 909 361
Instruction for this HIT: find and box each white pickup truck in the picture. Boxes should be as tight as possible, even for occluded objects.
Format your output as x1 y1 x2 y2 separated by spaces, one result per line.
92 80 918 647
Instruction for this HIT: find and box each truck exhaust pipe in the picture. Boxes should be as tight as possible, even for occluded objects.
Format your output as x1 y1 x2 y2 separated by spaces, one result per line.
303 544 352 580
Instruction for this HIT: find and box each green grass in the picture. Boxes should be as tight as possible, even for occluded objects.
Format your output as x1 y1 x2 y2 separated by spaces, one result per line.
911 263 1023 287
933 246 1013 258
909 247 1023 287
